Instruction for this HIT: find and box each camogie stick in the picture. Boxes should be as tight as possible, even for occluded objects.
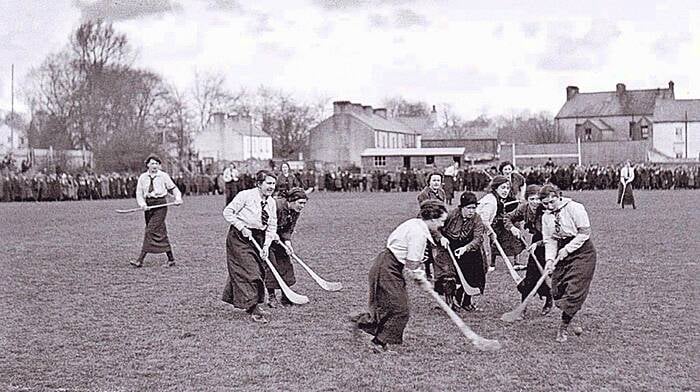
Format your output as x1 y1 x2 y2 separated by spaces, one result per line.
501 259 558 323
619 181 628 206
409 271 502 351
277 242 343 292
446 245 481 296
528 246 552 288
116 201 180 214
486 225 523 284
250 238 310 305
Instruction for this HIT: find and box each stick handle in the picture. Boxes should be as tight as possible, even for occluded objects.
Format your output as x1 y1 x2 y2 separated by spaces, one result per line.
486 225 523 284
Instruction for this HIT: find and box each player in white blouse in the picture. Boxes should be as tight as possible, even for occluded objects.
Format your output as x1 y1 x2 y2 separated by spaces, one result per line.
540 184 597 343
351 200 449 353
221 170 279 324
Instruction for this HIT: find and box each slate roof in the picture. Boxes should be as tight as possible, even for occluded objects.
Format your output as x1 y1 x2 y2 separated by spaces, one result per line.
422 126 498 140
350 112 417 134
653 99 700 122
556 88 673 118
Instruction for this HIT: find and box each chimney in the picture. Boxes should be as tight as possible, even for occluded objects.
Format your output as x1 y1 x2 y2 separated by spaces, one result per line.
566 86 579 101
668 80 675 98
430 105 437 128
616 83 626 96
333 101 352 114
351 103 363 114
373 108 387 119
362 105 374 116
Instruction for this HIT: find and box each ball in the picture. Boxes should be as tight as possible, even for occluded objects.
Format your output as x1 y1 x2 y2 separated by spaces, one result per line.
572 326 583 336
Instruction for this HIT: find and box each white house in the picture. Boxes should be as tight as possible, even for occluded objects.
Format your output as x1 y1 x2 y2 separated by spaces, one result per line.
194 112 273 162
0 122 26 156
650 99 700 161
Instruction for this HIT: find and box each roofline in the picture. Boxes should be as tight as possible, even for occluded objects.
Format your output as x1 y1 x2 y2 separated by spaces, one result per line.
421 138 497 141
653 119 700 123
555 113 655 119
341 112 418 135
573 88 672 95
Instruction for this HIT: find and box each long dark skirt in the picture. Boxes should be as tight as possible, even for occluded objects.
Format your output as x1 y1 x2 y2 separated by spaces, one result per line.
222 228 267 310
551 239 596 317
352 249 409 345
141 197 171 254
617 182 635 206
444 176 455 202
264 242 296 289
517 238 551 300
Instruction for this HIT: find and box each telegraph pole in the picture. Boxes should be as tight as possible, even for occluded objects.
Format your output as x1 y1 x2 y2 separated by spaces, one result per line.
10 64 14 151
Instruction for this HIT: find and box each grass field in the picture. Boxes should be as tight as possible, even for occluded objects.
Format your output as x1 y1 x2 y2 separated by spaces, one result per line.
1 190 698 391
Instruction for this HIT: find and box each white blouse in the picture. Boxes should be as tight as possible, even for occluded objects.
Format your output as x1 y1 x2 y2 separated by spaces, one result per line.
223 188 278 245
542 198 591 261
386 218 435 264
476 193 497 226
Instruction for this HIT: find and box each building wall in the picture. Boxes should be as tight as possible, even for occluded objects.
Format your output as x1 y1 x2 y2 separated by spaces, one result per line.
500 140 650 166
0 124 26 156
653 122 700 160
556 115 653 142
361 155 460 172
243 135 273 160
308 114 374 166
421 138 497 154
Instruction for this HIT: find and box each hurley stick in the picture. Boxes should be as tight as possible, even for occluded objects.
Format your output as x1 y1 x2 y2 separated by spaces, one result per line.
446 245 480 296
116 201 180 214
501 259 558 323
486 225 523 284
409 270 501 351
250 238 309 305
277 242 342 292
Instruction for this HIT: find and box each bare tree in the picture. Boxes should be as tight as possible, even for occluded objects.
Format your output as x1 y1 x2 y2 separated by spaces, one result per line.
381 96 431 118
191 70 248 133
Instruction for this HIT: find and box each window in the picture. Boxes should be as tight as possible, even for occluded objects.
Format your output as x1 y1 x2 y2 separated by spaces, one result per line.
374 156 386 166
676 152 684 159
641 125 649 139
426 156 435 165
675 127 684 142
584 128 592 141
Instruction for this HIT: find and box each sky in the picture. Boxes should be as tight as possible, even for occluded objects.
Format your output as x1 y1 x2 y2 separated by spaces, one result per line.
0 0 698 119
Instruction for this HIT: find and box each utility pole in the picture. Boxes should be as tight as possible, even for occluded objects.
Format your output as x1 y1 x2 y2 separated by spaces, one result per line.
685 110 689 159
10 64 14 151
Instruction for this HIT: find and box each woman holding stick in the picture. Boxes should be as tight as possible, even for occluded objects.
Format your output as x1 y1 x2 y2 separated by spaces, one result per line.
350 200 448 353
504 184 553 315
433 192 487 312
222 170 278 324
131 154 182 268
265 187 308 308
540 184 597 343
476 175 525 272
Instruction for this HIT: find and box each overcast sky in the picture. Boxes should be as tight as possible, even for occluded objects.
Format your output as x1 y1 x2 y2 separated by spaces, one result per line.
0 0 698 119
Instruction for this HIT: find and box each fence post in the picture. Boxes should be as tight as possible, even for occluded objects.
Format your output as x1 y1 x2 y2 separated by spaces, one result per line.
512 143 516 167
577 138 582 166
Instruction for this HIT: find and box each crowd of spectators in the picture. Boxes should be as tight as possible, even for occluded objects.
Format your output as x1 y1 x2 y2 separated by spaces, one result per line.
1 154 698 203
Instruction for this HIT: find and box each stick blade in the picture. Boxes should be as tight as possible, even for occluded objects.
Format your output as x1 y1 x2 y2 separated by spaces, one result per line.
500 309 524 323
321 282 343 292
115 209 133 214
286 293 310 305
474 338 502 352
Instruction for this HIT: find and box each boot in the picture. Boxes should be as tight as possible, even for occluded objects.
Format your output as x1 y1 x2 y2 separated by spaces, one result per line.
556 322 569 343
267 293 280 308
542 296 553 315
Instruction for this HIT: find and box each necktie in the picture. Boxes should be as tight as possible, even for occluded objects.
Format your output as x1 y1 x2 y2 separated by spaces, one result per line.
261 200 269 227
148 175 156 194
554 209 562 236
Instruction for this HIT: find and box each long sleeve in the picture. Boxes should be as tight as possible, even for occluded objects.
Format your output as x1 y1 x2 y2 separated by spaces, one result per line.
476 194 497 226
163 173 182 201
135 175 146 208
542 213 558 261
265 200 277 247
562 203 591 254
223 193 247 231
465 215 484 250
504 203 526 230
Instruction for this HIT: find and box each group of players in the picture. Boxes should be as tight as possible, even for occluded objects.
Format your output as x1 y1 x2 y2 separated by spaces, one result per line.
130 154 597 354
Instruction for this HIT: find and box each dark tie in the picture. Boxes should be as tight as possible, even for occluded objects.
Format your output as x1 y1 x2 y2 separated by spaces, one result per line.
261 200 269 227
554 209 562 236
148 175 156 193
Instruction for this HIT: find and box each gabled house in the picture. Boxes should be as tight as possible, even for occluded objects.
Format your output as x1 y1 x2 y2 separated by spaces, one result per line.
649 99 700 161
308 101 422 166
555 81 675 142
193 112 272 162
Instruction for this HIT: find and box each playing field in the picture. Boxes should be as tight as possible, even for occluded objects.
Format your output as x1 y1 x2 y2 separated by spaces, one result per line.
1 190 698 391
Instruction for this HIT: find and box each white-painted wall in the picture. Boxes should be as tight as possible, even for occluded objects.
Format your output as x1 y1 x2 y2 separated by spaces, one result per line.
653 122 700 160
